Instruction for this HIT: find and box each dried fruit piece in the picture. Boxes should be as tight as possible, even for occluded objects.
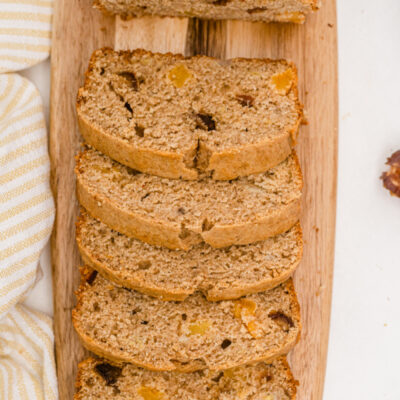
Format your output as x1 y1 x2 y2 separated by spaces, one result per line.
94 363 122 385
137 386 165 400
135 124 145 137
195 113 216 131
86 270 98 285
271 69 295 94
381 150 400 197
269 311 294 332
234 299 265 338
117 71 138 90
187 320 211 336
168 64 192 88
246 320 264 339
234 299 257 318
221 339 232 349
236 94 254 107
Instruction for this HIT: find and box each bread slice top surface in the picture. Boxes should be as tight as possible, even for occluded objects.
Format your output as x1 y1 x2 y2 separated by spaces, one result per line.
77 48 303 179
75 146 302 229
73 269 301 372
75 356 298 399
94 0 319 23
77 210 303 301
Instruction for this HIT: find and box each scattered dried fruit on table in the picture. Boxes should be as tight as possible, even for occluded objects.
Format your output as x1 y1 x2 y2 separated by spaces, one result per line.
381 150 400 197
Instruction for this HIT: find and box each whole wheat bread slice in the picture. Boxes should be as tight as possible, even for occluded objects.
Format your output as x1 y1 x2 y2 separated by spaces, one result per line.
73 268 301 372
75 356 298 399
75 147 302 250
77 210 303 301
94 0 319 23
77 48 303 180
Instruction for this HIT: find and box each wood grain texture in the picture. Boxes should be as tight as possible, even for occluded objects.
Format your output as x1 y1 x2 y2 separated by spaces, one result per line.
50 1 337 399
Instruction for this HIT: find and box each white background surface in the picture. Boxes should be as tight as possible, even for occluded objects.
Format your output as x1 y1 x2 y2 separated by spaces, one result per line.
20 1 400 398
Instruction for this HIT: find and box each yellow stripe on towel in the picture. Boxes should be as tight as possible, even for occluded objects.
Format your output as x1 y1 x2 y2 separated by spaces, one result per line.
0 0 53 72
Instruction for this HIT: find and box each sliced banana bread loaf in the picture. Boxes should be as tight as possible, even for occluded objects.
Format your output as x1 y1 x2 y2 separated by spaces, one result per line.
75 147 302 250
73 268 301 372
75 356 298 399
77 210 303 301
94 0 319 23
77 48 303 180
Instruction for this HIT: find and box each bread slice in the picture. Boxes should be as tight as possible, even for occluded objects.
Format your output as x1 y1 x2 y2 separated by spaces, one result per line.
77 48 303 180
73 268 301 372
76 210 303 301
75 356 298 399
94 0 319 23
75 147 302 250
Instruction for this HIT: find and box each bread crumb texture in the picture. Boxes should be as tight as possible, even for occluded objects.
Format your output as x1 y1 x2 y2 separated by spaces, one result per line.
77 48 303 179
72 270 301 372
94 0 319 22
75 147 302 249
77 210 303 301
75 356 298 399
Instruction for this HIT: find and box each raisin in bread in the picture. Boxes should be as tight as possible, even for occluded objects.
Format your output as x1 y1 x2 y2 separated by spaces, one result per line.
73 268 301 372
94 0 319 23
77 48 303 180
75 356 298 399
77 210 303 301
75 147 302 250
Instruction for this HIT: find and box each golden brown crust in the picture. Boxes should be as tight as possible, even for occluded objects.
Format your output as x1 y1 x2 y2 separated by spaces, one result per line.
77 107 199 180
280 357 300 399
77 48 303 181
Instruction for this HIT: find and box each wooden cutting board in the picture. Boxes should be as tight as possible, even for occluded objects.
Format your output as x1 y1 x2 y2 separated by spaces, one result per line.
50 1 337 399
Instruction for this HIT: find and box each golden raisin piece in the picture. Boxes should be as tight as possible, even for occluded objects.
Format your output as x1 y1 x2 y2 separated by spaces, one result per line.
168 64 192 88
246 320 264 339
187 321 211 336
234 299 257 318
137 386 165 400
271 68 295 94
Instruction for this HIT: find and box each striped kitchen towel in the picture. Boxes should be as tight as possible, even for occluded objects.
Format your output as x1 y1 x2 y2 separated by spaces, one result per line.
0 0 53 73
0 0 58 398
0 72 57 400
